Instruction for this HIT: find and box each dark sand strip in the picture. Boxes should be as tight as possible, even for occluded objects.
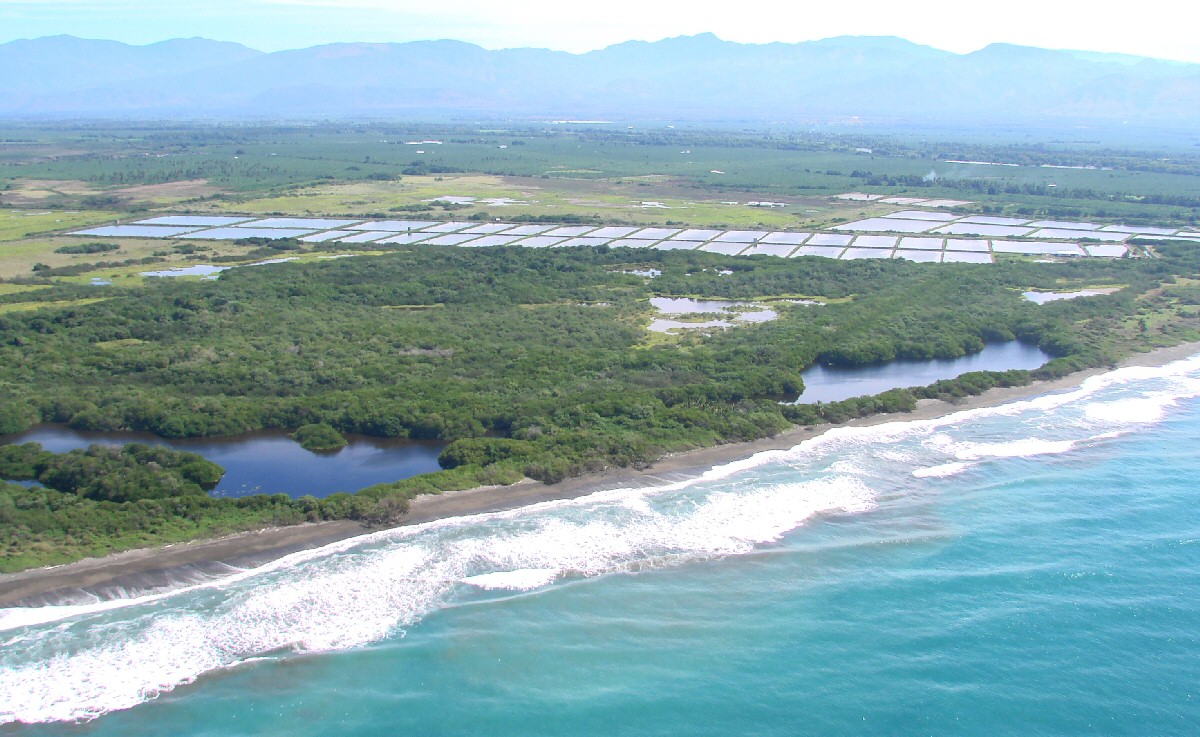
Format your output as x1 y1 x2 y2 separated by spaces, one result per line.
3 341 1197 608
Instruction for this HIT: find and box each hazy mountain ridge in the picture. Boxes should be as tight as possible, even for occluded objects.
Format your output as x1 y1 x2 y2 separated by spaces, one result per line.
2 33 1196 123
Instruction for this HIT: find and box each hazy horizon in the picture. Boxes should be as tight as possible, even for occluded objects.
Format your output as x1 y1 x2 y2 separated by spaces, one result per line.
2 0 1198 64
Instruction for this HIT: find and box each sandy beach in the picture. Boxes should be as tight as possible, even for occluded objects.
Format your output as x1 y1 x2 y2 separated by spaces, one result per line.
3 340 1198 608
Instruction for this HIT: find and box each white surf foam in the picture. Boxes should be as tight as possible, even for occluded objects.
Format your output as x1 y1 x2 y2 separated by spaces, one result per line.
462 569 559 591
5 349 1200 725
0 474 874 725
912 462 973 478
949 438 1079 461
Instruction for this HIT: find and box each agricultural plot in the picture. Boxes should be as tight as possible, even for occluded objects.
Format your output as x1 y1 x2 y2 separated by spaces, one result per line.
1027 220 1097 230
919 199 973 208
852 235 898 249
1085 245 1130 257
742 243 797 257
335 231 392 243
699 242 749 256
893 250 943 263
759 232 808 244
1029 229 1128 241
672 229 724 241
714 230 768 242
959 216 1031 226
934 223 1035 237
898 237 945 251
513 236 569 248
834 218 938 233
301 230 358 243
841 248 894 260
944 239 992 253
135 216 251 227
942 252 994 263
248 218 359 229
188 227 317 239
793 246 847 258
543 226 597 237
424 233 482 246
878 197 930 205
77 225 202 238
460 235 523 248
348 220 438 231
588 226 640 238
630 228 681 240
63 208 1147 268
501 224 556 235
558 237 610 248
990 241 1087 256
1101 225 1176 235
808 234 854 246
462 223 513 234
377 233 435 245
886 210 957 222
422 221 473 233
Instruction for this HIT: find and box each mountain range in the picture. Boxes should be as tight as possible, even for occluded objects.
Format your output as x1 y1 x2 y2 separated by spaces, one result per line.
2 34 1197 124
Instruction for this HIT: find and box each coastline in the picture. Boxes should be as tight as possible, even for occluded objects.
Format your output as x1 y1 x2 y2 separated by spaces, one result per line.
3 340 1198 609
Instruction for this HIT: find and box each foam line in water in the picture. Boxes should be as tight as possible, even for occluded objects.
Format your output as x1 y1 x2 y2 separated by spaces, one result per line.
6 351 1200 634
462 569 559 591
3 350 1200 725
912 462 973 478
0 475 872 725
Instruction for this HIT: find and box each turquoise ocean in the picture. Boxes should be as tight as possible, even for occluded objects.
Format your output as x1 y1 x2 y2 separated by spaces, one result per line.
3 354 1200 735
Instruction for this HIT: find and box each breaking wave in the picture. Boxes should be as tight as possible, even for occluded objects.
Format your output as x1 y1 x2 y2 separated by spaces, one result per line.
3 351 1199 725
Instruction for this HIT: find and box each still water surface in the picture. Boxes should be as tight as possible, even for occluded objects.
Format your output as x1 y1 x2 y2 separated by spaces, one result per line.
0 427 445 498
796 341 1052 404
3 344 1049 496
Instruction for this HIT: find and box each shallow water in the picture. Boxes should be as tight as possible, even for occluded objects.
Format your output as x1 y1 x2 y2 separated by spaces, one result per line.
1023 289 1113 304
647 297 777 332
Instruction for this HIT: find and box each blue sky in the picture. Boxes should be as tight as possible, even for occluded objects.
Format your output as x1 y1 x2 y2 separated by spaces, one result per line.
1 0 1196 63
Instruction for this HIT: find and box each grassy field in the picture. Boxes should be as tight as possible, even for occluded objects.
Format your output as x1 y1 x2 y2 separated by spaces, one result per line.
208 175 864 229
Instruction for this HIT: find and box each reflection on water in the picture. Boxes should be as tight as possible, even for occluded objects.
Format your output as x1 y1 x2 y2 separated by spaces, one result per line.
0 427 446 499
140 265 228 279
1023 289 1115 304
794 341 1052 404
648 297 778 333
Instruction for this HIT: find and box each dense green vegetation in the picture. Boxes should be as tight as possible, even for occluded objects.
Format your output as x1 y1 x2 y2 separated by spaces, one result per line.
1 241 1197 569
3 123 1200 573
53 241 119 255
292 422 347 451
0 441 223 501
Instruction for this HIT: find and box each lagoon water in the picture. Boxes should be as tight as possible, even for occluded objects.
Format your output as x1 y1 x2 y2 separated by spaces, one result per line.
1 427 445 498
3 354 1200 734
796 341 1051 403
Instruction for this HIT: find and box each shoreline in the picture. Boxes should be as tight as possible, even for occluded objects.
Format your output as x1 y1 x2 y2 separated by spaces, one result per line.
3 340 1198 609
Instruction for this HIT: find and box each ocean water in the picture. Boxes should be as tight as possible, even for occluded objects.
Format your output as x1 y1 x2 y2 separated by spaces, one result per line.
3 355 1200 735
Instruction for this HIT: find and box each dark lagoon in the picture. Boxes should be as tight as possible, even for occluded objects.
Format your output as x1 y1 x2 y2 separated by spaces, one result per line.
0 427 446 499
793 341 1052 404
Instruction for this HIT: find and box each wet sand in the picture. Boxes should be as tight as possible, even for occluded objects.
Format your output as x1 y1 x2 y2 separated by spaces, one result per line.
3 341 1198 608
